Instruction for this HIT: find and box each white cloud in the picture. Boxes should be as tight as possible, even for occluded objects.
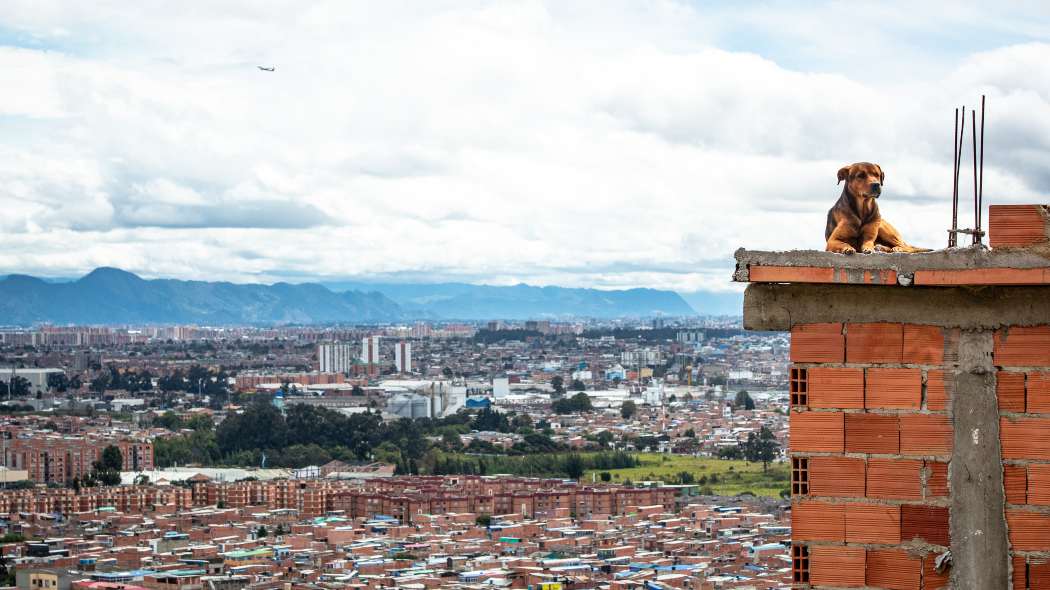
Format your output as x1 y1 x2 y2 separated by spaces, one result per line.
0 2 1048 294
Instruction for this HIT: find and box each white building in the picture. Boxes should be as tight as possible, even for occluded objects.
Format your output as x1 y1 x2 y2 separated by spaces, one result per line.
492 377 510 399
361 336 381 366
0 367 64 396
394 341 412 374
319 343 353 373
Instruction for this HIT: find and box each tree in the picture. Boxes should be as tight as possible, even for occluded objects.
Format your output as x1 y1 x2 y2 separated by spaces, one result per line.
564 454 585 480
595 431 614 448
47 372 69 393
570 379 586 392
743 426 780 472
100 445 124 472
256 525 268 538
351 385 365 396
475 514 492 527
8 376 31 397
684 428 696 438
551 375 565 396
90 374 110 394
734 390 756 411
552 392 592 415
620 400 637 420
91 445 123 486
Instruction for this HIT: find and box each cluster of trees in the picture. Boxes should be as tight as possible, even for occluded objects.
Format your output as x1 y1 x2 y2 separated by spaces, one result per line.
90 365 155 394
153 411 214 432
427 451 639 479
0 376 32 397
716 426 780 471
46 373 81 393
153 399 628 471
552 392 593 414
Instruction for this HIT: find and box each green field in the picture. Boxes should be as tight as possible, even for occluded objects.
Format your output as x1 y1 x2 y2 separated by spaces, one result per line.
583 453 789 498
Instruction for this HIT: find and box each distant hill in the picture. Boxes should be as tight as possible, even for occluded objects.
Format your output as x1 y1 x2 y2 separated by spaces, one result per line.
0 269 699 325
678 290 743 316
0 268 405 325
323 281 697 320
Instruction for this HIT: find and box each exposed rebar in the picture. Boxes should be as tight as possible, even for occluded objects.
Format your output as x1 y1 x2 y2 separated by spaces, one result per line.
978 94 986 242
972 112 978 245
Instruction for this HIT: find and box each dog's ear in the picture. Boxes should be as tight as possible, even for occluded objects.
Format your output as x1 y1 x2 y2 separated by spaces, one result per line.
837 166 851 185
878 166 885 184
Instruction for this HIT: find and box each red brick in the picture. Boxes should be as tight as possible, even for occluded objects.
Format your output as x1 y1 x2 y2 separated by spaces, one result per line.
923 553 951 590
1004 464 1028 505
807 367 864 409
995 326 1050 367
791 500 844 542
903 325 944 365
845 413 899 455
748 266 897 285
899 414 953 456
914 267 1050 285
748 265 835 283
1031 558 1050 590
866 548 922 590
901 505 949 546
1028 372 1050 414
809 545 865 588
866 458 923 500
998 372 1027 413
989 204 1048 248
791 323 844 363
847 322 904 363
790 411 845 453
1028 464 1050 505
1007 509 1050 551
926 461 949 498
1013 555 1028 590
926 370 949 411
808 456 865 497
866 368 921 410
1001 417 1050 460
846 502 902 544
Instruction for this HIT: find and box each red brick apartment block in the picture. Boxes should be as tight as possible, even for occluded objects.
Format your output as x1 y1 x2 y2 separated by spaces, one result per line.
736 204 1050 589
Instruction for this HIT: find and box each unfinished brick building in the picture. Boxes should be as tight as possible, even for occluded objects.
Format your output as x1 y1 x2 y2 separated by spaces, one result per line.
736 204 1050 589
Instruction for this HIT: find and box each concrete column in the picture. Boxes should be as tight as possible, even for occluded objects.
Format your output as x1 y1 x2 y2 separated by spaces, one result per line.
950 330 1009 589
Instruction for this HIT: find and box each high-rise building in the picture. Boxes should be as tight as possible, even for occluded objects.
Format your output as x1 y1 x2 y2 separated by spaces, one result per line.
318 344 352 374
394 341 412 374
361 336 381 366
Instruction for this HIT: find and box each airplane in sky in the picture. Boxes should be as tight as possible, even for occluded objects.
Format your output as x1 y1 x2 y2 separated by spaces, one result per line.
257 65 275 72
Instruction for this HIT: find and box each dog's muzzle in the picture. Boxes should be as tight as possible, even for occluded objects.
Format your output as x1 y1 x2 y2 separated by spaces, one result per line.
870 183 881 198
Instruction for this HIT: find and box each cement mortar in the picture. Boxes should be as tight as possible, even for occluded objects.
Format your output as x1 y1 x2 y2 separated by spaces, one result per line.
950 330 1009 589
743 283 1050 330
733 245 1050 283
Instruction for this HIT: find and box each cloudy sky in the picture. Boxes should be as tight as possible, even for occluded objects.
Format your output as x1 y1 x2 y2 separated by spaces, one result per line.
1 1 1049 297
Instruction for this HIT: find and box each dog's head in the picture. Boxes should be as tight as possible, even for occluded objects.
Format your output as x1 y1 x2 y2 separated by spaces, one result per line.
837 162 884 199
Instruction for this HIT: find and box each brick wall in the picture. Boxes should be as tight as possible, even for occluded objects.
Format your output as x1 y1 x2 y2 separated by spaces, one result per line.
995 325 1050 589
789 322 953 590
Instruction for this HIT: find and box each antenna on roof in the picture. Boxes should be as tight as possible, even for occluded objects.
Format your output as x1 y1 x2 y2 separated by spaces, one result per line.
947 96 987 247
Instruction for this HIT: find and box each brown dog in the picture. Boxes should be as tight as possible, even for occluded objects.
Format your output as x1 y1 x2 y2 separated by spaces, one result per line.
825 162 930 254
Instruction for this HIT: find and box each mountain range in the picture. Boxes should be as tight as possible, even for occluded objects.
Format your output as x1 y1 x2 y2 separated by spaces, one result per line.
0 268 709 325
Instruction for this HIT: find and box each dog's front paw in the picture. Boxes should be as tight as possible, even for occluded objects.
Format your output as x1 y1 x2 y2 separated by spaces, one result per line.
861 247 875 254
840 245 856 255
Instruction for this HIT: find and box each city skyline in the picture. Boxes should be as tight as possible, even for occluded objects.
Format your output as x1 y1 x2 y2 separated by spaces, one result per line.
1 2 1048 297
